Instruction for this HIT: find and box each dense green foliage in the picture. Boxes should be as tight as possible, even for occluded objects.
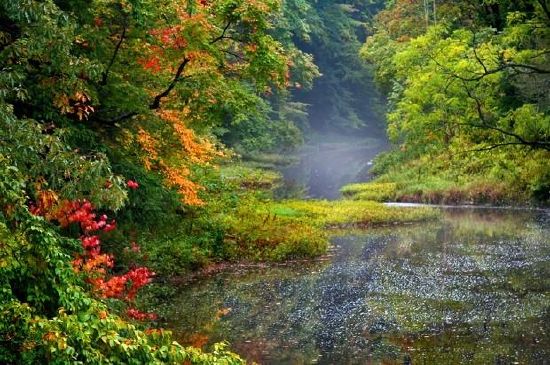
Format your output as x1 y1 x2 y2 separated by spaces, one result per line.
362 0 550 204
0 0 317 361
0 0 409 361
0 105 243 363
290 0 386 131
4 0 545 362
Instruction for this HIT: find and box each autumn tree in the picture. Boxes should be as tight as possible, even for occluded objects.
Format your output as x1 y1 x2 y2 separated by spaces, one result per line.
0 0 317 361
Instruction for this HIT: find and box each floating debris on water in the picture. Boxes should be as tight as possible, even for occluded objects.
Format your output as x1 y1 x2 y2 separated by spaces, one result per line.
157 208 550 364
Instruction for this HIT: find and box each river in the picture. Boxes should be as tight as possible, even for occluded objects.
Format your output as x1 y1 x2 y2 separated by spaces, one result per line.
159 138 550 364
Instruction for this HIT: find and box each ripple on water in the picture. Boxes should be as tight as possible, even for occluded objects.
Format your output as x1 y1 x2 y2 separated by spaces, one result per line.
162 208 550 364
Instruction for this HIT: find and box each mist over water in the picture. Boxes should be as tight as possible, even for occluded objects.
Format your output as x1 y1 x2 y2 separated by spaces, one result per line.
277 134 389 200
162 116 550 363
162 20 550 361
282 34 389 200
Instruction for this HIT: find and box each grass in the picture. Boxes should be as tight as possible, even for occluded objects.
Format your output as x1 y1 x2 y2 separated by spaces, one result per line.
240 151 298 168
363 148 550 206
218 159 441 261
221 202 328 261
144 161 441 276
342 158 542 206
271 200 439 228
220 198 438 261
342 177 523 206
340 182 398 202
220 164 281 190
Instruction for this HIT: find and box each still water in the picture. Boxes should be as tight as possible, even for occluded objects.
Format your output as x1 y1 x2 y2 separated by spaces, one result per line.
162 208 550 364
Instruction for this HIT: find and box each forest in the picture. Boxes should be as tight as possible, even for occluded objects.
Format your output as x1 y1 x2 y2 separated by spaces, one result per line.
0 0 548 363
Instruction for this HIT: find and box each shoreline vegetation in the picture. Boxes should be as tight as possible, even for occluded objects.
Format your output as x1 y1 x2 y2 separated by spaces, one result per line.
358 1 550 208
1 0 547 363
341 179 550 208
143 160 440 278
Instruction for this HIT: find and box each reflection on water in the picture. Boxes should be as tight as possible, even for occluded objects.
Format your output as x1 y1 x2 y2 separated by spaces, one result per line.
160 209 550 364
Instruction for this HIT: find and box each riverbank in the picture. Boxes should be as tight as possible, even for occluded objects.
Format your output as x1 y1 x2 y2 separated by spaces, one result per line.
145 206 550 364
142 161 439 278
340 151 550 207
341 180 550 208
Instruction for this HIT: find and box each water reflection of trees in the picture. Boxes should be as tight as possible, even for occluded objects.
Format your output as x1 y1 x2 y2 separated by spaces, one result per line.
160 209 549 364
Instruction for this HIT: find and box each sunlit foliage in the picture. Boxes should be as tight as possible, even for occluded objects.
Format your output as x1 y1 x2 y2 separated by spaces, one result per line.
361 0 550 204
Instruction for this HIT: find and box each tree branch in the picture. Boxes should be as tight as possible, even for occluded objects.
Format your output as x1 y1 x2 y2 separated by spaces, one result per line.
470 32 489 74
452 62 550 82
101 25 127 86
222 49 245 60
218 35 245 43
465 142 537 153
149 57 190 110
93 111 138 125
210 21 232 44
459 80 550 151
95 56 191 122
429 42 550 83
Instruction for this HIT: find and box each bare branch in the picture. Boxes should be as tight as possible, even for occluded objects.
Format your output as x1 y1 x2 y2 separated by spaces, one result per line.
210 21 232 44
101 25 127 86
150 57 190 110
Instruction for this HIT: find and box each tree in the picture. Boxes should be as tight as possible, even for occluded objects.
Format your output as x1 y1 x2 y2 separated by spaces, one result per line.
361 0 550 202
366 21 549 152
0 0 316 361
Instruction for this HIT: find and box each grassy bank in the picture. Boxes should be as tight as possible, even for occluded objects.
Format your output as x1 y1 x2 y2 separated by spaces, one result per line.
341 149 550 207
269 200 438 228
341 179 518 205
139 161 439 277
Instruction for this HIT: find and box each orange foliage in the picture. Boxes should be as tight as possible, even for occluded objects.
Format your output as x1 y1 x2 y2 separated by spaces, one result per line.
29 188 59 216
188 333 210 348
161 162 204 206
128 108 225 206
159 109 217 164
136 127 159 170
81 253 114 275
130 101 222 205
133 119 210 205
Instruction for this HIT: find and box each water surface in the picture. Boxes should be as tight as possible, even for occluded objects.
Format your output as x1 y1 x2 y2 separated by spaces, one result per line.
161 208 550 364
